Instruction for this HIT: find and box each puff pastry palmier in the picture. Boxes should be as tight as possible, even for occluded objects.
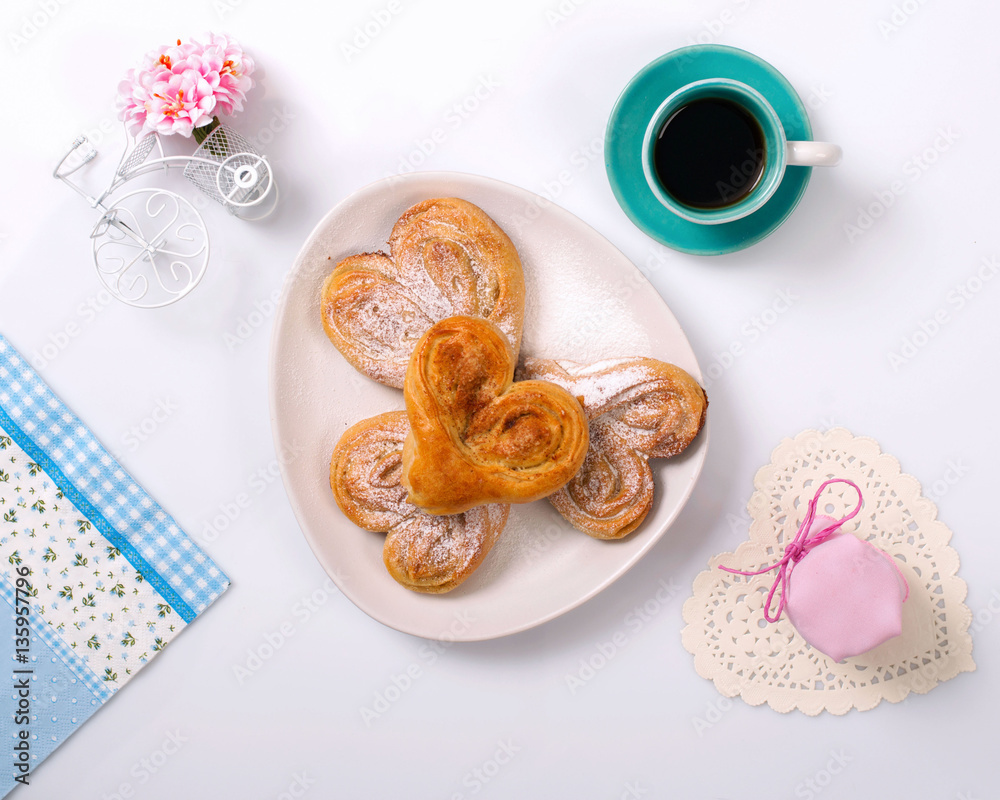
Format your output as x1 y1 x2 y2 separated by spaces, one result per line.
518 357 707 539
321 198 526 388
330 411 509 593
401 316 589 515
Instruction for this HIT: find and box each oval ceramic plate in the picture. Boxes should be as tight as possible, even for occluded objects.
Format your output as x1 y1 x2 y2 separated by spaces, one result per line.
269 171 708 641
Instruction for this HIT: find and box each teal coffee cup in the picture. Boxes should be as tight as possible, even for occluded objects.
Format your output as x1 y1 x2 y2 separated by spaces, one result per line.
642 78 841 225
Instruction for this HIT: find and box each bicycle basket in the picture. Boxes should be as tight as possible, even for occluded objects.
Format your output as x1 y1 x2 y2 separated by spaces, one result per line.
183 124 272 213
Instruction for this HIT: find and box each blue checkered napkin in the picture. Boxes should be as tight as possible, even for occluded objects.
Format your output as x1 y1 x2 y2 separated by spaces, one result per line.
0 334 230 795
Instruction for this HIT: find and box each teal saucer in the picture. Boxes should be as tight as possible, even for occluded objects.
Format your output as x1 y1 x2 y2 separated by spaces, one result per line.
605 45 813 256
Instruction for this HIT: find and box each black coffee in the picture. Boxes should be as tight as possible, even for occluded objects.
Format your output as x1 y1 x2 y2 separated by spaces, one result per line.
653 97 766 210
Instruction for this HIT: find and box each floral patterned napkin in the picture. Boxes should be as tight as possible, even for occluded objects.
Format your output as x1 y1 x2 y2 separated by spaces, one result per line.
0 335 229 794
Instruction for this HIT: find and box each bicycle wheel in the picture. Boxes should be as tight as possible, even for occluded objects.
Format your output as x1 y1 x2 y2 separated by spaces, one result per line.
91 188 209 308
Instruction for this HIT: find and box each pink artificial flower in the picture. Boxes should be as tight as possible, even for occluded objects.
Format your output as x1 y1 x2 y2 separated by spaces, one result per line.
116 67 153 136
143 69 217 138
115 40 184 136
195 32 255 116
114 34 255 137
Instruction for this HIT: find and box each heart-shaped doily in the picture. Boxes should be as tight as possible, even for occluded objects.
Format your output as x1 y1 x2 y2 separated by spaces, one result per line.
320 197 526 388
330 411 509 593
681 428 975 715
401 316 589 515
517 357 707 539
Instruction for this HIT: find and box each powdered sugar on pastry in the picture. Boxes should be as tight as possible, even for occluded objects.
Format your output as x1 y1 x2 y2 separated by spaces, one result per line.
520 249 650 362
518 357 707 539
530 358 663 417
329 411 509 593
321 198 526 388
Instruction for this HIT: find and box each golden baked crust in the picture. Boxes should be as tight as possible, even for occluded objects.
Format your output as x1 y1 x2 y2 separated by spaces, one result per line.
518 357 707 539
320 198 526 388
401 316 590 515
330 411 509 593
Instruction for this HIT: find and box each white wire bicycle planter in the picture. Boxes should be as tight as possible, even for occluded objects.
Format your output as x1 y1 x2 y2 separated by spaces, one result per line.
53 123 278 308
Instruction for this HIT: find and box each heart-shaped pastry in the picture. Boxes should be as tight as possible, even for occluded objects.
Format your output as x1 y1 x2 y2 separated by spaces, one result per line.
518 357 707 538
401 316 590 515
320 198 526 388
330 411 509 593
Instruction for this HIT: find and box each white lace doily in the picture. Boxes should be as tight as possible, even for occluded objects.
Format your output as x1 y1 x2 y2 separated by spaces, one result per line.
681 428 975 715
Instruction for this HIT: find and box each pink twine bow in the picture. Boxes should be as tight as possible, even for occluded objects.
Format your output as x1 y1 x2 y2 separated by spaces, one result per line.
719 478 864 623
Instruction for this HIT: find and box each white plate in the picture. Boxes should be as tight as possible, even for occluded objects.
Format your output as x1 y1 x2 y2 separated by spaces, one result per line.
269 171 708 641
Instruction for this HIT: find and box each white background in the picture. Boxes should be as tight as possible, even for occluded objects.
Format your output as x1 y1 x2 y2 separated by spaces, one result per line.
0 0 997 798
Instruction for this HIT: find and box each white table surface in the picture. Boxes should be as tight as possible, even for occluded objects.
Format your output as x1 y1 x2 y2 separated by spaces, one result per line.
1 0 997 797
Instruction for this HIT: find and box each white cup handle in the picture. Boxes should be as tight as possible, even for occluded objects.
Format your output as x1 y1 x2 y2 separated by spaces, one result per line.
786 140 842 167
